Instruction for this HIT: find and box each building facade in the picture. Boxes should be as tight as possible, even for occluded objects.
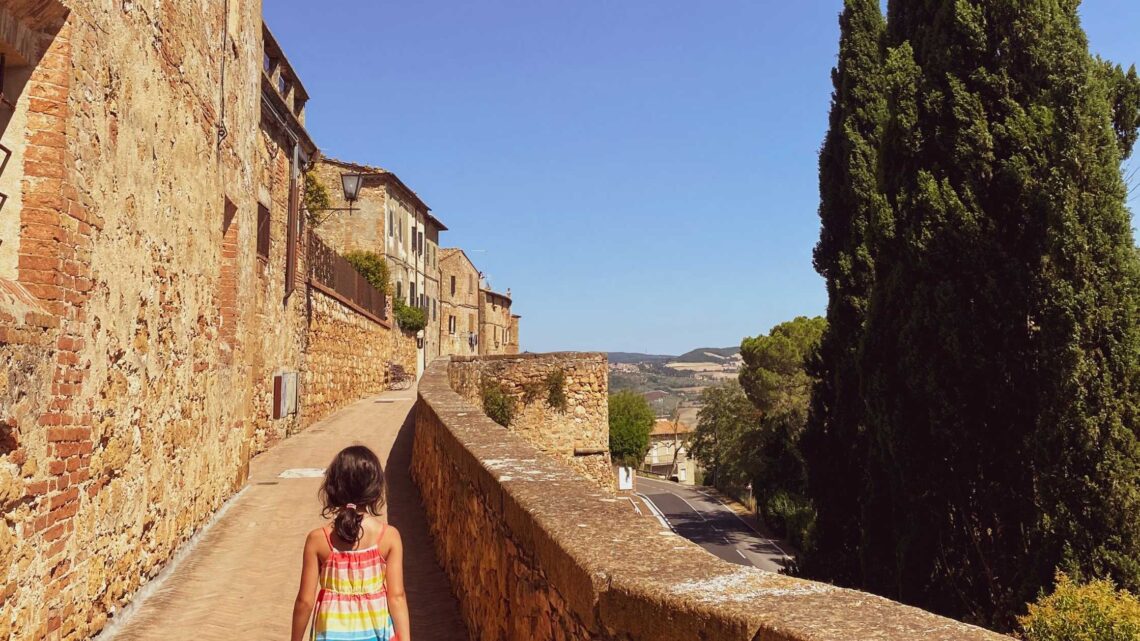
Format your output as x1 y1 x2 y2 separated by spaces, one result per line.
0 6 412 638
645 419 698 485
479 288 515 356
508 314 521 354
439 248 481 357
310 157 447 364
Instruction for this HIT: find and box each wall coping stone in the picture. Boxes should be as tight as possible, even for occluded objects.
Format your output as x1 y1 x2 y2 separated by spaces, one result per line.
416 357 1011 641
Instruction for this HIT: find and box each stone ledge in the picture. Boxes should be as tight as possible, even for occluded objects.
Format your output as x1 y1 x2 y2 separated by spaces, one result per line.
449 351 605 363
413 356 1010 641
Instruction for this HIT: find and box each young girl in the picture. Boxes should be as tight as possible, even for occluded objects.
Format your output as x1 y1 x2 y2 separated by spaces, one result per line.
291 445 411 641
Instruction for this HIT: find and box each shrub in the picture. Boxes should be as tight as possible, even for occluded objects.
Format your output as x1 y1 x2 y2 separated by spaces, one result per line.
303 171 331 226
761 490 816 553
482 380 516 427
343 250 389 294
393 299 426 333
1020 573 1140 641
545 369 568 412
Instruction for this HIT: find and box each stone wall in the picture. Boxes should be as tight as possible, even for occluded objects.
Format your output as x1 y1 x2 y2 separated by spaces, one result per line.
304 286 416 422
0 4 396 639
0 3 272 638
412 359 1011 641
448 353 612 491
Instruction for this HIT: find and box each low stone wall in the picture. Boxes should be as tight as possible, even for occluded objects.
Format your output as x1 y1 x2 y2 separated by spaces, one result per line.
412 358 1009 641
303 287 416 424
448 353 612 491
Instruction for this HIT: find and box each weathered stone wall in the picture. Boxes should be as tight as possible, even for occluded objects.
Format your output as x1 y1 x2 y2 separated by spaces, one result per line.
412 359 1012 641
448 353 613 491
0 3 274 638
0 3 387 639
304 286 416 422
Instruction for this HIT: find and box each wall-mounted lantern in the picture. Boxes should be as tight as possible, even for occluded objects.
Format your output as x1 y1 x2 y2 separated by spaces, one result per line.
340 173 364 207
416 329 425 350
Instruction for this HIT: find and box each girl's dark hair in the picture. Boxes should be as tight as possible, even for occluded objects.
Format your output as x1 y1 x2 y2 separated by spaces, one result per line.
319 445 386 546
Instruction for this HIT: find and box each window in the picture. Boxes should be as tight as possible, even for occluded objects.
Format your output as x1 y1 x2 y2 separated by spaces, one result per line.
263 53 272 73
450 276 456 296
388 207 394 237
410 281 416 305
396 281 402 300
257 203 270 260
418 231 424 255
449 315 456 334
432 299 437 320
278 74 289 95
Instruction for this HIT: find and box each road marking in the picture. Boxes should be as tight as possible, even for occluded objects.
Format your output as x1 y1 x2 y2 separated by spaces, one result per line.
708 496 793 560
737 550 748 561
639 476 794 561
635 493 673 531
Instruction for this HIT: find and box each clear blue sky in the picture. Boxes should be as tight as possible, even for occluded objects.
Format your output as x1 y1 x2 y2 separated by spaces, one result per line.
264 1 1140 355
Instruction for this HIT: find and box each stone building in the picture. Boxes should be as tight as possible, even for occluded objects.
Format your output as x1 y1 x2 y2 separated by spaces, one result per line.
0 5 410 639
439 248 481 357
645 418 698 485
479 287 515 355
508 314 521 354
310 157 447 366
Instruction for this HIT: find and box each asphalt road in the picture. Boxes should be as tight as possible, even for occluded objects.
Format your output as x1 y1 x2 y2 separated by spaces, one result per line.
636 476 793 572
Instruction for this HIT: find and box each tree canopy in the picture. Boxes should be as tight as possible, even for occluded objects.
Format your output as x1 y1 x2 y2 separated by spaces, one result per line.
805 0 1140 628
608 390 654 467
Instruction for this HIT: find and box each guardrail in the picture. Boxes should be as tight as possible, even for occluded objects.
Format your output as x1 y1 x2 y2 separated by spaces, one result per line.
307 232 388 321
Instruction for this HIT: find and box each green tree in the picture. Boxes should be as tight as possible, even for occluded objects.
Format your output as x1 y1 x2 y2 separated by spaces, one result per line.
343 250 390 295
739 316 826 498
608 390 654 467
847 0 1140 626
801 0 886 586
689 380 758 488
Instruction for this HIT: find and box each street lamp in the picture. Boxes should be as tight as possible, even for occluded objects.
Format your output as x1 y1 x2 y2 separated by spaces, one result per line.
340 173 364 207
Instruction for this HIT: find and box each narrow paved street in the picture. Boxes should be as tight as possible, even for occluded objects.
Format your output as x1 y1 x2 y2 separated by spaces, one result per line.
101 388 468 641
637 476 793 572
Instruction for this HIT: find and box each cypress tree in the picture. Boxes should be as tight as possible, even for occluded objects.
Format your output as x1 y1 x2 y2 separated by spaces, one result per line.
802 0 887 585
854 0 1140 627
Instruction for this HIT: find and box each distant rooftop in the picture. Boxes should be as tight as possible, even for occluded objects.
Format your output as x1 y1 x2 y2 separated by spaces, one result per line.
320 156 447 231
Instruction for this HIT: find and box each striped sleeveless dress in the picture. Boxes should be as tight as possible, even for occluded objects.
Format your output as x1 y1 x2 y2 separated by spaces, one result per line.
312 524 397 641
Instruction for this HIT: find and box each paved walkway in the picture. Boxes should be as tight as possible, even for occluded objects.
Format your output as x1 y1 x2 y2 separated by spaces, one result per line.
104 388 469 641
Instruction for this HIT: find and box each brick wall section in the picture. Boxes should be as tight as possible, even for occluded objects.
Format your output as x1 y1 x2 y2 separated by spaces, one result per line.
448 353 613 491
303 287 416 423
413 358 1012 641
1 3 276 638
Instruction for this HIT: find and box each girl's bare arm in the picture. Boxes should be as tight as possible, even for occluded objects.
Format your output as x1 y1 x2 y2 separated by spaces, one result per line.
384 527 411 641
291 530 321 641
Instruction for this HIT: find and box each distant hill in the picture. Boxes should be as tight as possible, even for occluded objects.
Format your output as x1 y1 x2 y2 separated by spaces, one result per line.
607 352 674 364
670 346 740 363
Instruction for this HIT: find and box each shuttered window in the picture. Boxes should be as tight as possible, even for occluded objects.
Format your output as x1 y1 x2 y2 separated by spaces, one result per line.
257 204 270 260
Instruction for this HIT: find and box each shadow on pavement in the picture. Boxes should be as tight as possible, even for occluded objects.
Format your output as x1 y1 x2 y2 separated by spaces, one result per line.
385 408 471 641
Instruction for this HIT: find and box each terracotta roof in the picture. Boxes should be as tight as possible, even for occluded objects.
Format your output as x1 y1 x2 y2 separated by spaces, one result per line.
319 157 447 231
651 419 694 437
481 288 512 304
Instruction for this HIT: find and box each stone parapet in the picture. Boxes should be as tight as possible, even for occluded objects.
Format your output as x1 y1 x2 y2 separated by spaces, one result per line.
448 352 612 491
412 358 1010 641
303 287 416 424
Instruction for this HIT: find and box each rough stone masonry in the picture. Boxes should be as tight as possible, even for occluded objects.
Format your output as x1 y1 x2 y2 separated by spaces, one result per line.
0 3 414 639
